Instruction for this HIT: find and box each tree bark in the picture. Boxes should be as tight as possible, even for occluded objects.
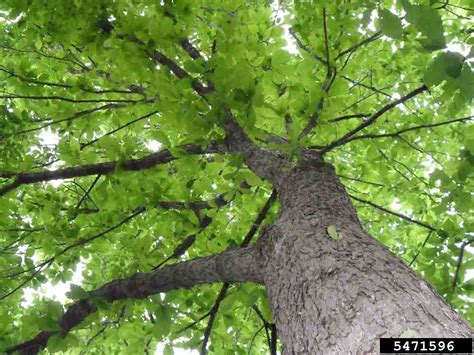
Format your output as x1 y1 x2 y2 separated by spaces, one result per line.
258 159 472 354
7 246 261 355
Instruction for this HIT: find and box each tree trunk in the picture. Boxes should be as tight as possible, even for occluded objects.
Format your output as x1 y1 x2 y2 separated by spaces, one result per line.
259 160 471 354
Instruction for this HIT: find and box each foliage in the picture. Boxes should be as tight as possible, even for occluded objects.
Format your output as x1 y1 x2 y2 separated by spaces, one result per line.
0 0 472 353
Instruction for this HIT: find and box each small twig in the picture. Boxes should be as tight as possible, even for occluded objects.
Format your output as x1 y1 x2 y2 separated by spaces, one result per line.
342 75 391 97
322 8 331 75
328 113 370 123
409 231 433 267
342 116 473 143
152 235 196 270
247 325 266 354
86 306 126 346
76 175 101 210
2 103 128 137
199 190 277 354
322 85 428 153
80 110 159 149
452 238 474 291
349 194 435 231
288 28 327 65
335 31 382 60
0 260 52 300
0 93 141 104
338 174 386 187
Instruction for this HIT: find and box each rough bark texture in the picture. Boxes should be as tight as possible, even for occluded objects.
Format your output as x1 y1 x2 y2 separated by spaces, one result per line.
258 159 472 354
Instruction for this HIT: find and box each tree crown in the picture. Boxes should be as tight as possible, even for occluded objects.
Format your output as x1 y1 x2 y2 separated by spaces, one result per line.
0 0 472 353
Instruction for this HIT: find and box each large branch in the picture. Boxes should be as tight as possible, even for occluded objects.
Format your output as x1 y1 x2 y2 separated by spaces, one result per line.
117 32 212 96
150 50 213 95
6 246 262 355
0 193 231 300
222 108 291 184
321 85 428 153
0 142 222 196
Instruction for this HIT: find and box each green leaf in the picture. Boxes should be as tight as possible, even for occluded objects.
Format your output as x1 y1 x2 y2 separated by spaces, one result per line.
91 297 110 311
259 291 273 322
379 9 403 39
0 1 473 351
164 344 174 355
423 52 464 87
459 64 474 100
400 329 417 338
34 40 43 50
401 2 445 50
66 284 88 300
327 225 343 241
47 335 66 353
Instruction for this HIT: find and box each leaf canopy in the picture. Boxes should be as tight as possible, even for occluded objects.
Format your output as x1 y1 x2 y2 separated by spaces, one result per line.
0 0 472 353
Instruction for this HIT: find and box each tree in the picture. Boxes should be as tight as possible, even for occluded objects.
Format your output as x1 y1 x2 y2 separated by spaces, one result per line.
0 0 472 353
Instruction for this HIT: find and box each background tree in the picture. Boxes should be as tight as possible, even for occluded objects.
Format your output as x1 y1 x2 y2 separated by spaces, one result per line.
0 0 472 354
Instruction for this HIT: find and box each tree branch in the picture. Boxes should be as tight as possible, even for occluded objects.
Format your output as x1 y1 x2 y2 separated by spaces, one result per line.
198 190 277 354
200 283 230 355
0 92 142 104
180 38 202 60
162 10 203 61
452 238 474 291
409 231 434 267
342 75 391 97
0 142 222 196
150 50 212 95
335 31 382 60
338 116 473 144
322 8 331 75
288 28 327 65
321 85 428 153
328 113 370 123
0 66 142 95
0 44 85 68
6 246 262 354
297 8 337 139
349 194 435 231
223 108 291 183
79 110 159 149
298 68 337 139
2 103 129 137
